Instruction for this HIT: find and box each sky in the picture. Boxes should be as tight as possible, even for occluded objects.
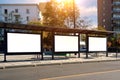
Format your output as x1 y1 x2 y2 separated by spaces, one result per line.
77 0 97 28
0 0 97 28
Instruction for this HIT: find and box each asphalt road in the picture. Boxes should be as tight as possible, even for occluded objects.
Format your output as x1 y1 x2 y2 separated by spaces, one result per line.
0 61 120 80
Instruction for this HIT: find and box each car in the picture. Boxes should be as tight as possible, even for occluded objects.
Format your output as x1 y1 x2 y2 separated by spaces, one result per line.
80 47 86 52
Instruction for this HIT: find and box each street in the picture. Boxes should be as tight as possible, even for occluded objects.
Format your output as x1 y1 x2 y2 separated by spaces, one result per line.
42 69 120 80
0 61 120 80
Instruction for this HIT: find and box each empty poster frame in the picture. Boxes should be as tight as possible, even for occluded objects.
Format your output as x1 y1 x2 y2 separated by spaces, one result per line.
88 37 107 52
54 35 79 53
7 32 41 54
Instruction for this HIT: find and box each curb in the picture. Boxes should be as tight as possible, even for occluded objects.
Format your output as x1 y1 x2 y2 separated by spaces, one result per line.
0 58 120 69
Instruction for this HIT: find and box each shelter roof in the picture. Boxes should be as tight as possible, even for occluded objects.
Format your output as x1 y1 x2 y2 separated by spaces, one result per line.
0 22 114 35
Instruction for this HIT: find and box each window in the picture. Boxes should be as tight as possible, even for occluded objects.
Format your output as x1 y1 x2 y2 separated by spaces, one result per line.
103 19 105 22
103 13 105 16
15 15 20 23
103 25 106 28
15 16 19 22
15 9 18 13
26 16 29 21
26 9 30 14
103 7 105 10
4 9 8 14
4 17 8 21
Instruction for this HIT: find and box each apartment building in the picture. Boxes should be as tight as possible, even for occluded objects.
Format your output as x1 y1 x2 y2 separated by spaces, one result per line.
0 4 41 24
98 0 120 31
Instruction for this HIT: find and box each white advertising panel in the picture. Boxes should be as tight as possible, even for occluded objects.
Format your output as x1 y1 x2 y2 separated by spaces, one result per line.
55 35 79 52
88 37 107 52
7 33 41 53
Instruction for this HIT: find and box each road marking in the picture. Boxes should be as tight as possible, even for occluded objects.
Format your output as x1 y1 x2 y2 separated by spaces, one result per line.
40 69 120 80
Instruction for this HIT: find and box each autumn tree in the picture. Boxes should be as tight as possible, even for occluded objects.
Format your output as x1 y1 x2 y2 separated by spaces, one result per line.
42 0 80 28
39 0 80 48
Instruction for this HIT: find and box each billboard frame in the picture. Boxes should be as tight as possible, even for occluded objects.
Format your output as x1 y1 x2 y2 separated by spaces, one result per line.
4 31 43 61
87 36 107 52
52 34 80 59
85 36 108 58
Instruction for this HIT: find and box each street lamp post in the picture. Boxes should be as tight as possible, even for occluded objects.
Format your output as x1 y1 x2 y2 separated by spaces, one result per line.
73 0 75 29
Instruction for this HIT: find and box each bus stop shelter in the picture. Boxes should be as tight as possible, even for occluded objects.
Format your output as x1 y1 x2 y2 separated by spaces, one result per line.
0 22 114 61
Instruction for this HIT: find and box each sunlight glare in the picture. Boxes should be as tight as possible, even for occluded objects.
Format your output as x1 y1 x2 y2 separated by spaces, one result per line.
56 0 84 5
75 0 84 5
56 0 62 2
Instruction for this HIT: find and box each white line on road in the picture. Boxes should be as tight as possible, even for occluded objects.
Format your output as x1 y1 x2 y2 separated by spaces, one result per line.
40 69 120 80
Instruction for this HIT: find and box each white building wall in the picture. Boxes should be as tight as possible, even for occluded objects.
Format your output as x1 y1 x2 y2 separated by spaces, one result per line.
0 6 3 22
0 4 41 24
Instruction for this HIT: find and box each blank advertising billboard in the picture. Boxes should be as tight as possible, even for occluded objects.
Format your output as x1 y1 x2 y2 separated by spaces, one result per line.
55 35 79 52
7 33 41 53
88 37 107 52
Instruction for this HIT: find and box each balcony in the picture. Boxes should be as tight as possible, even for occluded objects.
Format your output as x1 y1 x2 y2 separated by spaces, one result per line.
12 12 20 16
113 2 120 5
113 23 120 26
113 9 120 13
112 17 120 20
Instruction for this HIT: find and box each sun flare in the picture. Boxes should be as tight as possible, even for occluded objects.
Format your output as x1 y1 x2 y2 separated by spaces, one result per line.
56 0 83 4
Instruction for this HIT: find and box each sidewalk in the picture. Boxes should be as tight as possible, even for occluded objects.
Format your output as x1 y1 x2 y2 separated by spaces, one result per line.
0 53 120 69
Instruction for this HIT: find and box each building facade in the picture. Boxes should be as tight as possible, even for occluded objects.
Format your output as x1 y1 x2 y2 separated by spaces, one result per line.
0 4 41 24
98 0 120 31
